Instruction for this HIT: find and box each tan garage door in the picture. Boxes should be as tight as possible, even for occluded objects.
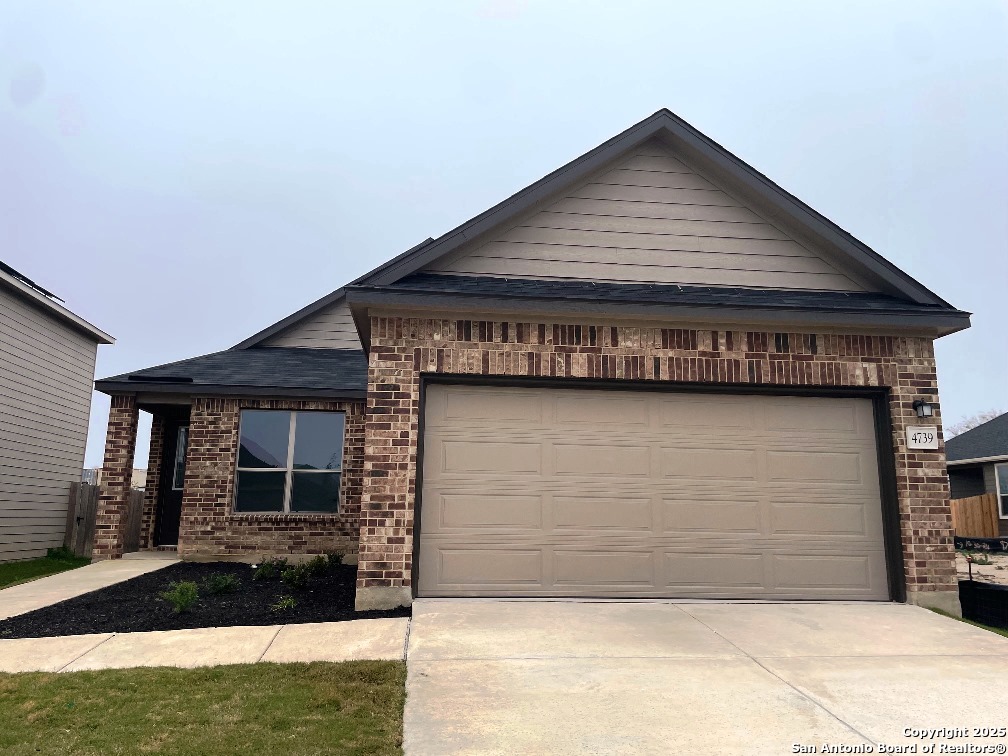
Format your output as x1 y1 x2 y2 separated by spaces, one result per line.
418 384 889 600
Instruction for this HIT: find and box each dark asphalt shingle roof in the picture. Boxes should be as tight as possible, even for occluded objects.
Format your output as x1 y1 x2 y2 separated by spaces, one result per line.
946 413 1008 462
95 347 367 395
383 273 962 315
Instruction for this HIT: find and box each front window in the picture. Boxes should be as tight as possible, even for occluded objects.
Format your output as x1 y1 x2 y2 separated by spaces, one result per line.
235 410 345 513
997 463 1008 519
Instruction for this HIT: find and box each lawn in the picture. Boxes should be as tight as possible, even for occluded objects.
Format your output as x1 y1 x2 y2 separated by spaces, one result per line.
931 607 1008 639
0 660 406 756
0 548 90 590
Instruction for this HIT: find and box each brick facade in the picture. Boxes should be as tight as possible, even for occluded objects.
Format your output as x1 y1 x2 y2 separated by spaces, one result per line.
177 396 366 559
138 414 164 550
355 315 955 610
93 394 140 560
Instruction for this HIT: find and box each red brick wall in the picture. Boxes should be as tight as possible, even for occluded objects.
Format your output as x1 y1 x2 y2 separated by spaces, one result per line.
138 415 164 550
93 394 139 560
177 397 365 559
357 316 955 602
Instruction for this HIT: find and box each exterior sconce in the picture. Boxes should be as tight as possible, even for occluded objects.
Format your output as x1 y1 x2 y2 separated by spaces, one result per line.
912 399 934 419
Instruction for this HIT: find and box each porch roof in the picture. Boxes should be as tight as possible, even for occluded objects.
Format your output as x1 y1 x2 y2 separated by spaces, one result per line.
94 347 367 399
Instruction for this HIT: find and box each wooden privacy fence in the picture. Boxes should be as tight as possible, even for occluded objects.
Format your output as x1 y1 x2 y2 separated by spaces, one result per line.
951 493 999 539
64 482 144 558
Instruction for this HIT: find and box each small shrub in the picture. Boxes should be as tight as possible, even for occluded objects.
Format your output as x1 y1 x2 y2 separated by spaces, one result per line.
972 553 993 566
270 595 297 613
252 557 288 581
325 551 343 568
305 554 328 575
202 573 240 595
281 563 313 590
160 581 198 613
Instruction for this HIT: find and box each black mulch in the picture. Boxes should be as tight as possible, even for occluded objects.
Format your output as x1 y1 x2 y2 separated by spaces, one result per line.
0 561 410 639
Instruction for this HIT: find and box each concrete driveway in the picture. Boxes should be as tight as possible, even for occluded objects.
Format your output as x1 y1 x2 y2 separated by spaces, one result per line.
404 600 1008 755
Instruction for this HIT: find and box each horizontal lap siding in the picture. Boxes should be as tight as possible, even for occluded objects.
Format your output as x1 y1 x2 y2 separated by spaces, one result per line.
263 300 362 350
0 287 97 562
430 140 865 292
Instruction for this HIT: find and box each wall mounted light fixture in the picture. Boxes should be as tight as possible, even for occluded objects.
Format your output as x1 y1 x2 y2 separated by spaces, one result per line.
912 399 934 419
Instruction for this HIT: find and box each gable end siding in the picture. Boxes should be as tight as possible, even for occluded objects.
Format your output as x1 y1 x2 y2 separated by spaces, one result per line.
261 299 361 349
0 286 97 561
428 140 866 292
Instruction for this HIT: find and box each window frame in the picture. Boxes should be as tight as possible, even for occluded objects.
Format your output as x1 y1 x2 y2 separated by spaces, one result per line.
996 463 1008 519
234 409 345 514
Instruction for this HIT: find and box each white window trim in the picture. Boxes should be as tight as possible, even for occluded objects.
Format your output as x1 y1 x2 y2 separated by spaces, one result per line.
235 410 344 514
996 462 1008 519
172 426 188 491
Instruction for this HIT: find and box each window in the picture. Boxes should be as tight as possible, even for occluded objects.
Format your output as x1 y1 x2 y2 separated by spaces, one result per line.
235 410 345 513
997 463 1008 519
172 426 188 491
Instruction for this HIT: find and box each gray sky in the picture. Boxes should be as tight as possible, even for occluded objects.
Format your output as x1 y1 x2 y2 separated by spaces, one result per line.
2 0 1005 468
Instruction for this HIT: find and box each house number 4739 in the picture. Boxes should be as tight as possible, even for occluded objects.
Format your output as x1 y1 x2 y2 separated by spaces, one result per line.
906 426 938 450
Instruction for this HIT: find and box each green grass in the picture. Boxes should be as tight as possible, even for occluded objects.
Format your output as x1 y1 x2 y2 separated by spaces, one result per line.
0 548 90 590
929 607 1008 639
0 661 406 756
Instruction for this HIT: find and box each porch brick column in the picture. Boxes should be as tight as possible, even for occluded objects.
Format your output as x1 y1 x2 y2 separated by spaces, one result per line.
92 394 139 560
138 415 165 550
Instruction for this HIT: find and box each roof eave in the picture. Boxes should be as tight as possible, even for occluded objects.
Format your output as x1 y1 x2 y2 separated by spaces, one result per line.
344 287 971 348
947 454 1008 467
93 380 366 400
0 270 114 344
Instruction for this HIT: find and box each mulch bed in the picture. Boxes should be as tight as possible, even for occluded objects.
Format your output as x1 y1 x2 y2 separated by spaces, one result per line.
0 561 409 639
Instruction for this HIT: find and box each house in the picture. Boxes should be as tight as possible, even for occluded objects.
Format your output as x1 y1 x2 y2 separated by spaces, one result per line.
0 261 113 561
946 413 1008 534
92 110 970 614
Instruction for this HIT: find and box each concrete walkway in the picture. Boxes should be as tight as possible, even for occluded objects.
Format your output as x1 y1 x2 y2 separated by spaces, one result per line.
404 600 1008 755
0 551 178 621
0 618 409 672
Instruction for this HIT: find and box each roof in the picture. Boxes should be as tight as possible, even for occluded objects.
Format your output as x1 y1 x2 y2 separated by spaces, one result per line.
342 274 969 345
0 261 113 344
235 108 968 351
946 413 1008 465
95 347 367 398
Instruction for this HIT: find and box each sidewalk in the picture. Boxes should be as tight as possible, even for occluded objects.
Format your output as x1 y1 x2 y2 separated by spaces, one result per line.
0 618 409 673
0 551 178 621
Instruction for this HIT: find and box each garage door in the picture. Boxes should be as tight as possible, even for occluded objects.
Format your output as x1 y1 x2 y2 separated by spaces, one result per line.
417 385 889 600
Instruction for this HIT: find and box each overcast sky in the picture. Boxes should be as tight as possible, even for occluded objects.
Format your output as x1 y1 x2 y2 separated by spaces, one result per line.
2 1 1006 468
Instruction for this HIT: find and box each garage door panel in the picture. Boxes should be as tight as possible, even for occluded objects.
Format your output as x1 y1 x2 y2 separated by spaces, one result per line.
770 502 868 537
555 496 652 530
554 550 654 586
439 441 542 475
434 548 543 586
556 394 649 425
554 444 651 476
419 385 889 600
666 498 762 533
766 450 865 483
771 553 881 591
436 494 543 530
663 552 766 587
662 447 757 479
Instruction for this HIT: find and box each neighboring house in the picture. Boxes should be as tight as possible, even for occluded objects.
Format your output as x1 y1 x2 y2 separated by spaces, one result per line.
92 110 970 615
946 413 1008 535
0 261 113 562
82 468 147 490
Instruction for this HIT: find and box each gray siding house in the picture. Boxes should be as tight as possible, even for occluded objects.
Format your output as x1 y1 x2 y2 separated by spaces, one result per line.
0 262 112 561
946 413 1008 535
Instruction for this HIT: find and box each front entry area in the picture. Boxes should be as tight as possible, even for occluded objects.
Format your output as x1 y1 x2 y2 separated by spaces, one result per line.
153 420 188 547
417 384 890 600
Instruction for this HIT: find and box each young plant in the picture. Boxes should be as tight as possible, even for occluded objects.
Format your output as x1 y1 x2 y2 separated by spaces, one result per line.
281 563 313 590
305 555 328 575
202 573 240 595
252 557 288 581
270 595 297 613
159 581 198 613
